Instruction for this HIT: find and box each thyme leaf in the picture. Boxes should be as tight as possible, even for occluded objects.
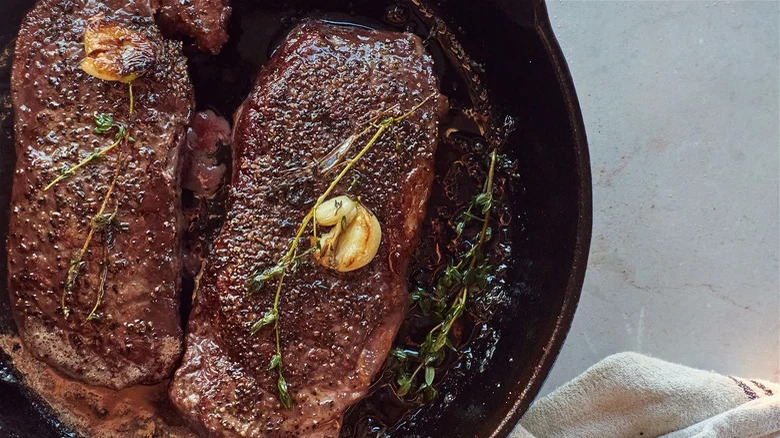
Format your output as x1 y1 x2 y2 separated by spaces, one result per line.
277 375 293 409
93 113 115 134
113 125 128 142
268 353 282 371
424 366 435 386
348 175 359 192
250 309 278 335
247 264 286 297
455 220 465 237
474 192 493 214
396 375 412 397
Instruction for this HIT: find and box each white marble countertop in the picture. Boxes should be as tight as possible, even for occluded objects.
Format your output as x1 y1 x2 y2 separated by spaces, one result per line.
538 0 779 398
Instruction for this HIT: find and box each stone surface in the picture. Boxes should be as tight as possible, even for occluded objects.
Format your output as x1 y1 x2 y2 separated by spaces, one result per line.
538 0 780 398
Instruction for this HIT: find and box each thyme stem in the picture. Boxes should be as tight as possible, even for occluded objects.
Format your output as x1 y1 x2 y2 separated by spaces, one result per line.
475 149 496 254
392 149 497 400
61 156 125 317
85 203 118 321
128 83 134 116
44 132 126 191
271 270 291 407
441 149 497 338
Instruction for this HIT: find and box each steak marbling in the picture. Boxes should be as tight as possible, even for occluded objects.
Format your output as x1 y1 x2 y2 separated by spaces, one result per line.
8 0 193 389
170 21 443 437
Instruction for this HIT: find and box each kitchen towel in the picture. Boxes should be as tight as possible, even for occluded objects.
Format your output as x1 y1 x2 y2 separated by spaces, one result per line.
512 352 780 438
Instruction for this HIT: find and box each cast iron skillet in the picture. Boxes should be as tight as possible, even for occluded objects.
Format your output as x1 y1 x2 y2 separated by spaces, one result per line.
0 0 591 437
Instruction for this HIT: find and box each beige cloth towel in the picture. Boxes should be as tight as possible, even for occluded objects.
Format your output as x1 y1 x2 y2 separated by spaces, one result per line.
512 352 780 438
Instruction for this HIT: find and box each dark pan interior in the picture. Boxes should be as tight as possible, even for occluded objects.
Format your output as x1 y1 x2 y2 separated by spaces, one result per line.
0 0 591 437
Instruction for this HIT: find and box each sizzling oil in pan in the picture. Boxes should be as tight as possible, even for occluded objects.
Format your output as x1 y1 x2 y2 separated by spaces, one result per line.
0 1 520 436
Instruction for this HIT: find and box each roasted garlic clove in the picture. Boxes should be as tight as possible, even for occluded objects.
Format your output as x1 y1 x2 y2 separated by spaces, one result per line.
314 195 358 227
81 15 156 83
331 205 381 272
312 197 381 272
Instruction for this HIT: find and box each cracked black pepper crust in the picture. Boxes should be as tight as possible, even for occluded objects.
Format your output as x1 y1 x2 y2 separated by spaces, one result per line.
170 20 444 438
8 0 193 389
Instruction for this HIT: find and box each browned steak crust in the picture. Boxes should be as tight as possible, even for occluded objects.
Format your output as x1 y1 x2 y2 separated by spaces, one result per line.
170 21 443 438
8 0 193 389
155 0 232 54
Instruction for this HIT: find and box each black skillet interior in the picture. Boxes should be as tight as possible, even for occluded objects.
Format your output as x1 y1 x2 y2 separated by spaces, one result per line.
0 0 591 437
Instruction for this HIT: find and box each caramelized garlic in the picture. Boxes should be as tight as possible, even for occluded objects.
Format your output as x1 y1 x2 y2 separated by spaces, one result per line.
312 196 381 272
81 15 155 83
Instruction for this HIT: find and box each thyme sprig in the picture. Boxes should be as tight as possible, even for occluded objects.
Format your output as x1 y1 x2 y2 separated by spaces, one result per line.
56 78 135 319
246 93 437 408
391 149 498 401
61 156 125 318
44 113 132 191
85 202 120 322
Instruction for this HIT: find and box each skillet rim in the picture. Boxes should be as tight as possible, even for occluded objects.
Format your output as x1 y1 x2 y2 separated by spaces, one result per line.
488 0 592 436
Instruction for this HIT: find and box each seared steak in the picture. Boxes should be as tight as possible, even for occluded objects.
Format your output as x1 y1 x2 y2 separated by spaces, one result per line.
155 0 232 54
8 0 193 389
170 21 443 437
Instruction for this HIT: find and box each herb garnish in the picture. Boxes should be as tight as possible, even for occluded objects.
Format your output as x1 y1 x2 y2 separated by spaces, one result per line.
61 156 126 318
246 94 436 408
56 94 134 318
85 202 120 322
45 113 132 191
391 149 498 401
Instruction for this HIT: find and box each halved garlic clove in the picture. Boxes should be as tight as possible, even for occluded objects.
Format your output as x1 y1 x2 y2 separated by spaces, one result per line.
314 195 358 227
312 197 381 272
81 15 156 83
331 205 382 272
